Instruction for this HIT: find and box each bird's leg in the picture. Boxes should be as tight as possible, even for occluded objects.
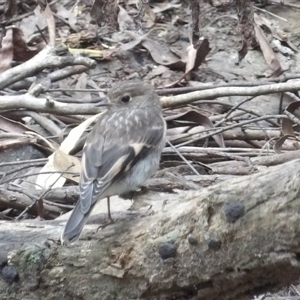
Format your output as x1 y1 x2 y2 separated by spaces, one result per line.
107 196 114 223
94 197 114 234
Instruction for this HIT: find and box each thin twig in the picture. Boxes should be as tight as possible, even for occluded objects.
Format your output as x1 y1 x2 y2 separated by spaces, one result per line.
0 158 48 168
166 140 201 176
0 162 46 182
254 6 287 22
175 115 288 147
222 96 257 121
15 165 73 220
0 170 78 185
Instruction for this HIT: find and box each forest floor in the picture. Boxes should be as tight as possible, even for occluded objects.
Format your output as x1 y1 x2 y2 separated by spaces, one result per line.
1 0 300 299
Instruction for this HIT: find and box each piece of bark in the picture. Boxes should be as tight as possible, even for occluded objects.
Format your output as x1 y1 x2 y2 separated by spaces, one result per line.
1 159 300 299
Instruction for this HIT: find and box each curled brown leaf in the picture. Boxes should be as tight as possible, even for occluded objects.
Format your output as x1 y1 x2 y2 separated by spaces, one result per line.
166 110 225 148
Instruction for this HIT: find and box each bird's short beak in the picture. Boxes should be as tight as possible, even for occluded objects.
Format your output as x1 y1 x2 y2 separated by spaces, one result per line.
94 101 111 107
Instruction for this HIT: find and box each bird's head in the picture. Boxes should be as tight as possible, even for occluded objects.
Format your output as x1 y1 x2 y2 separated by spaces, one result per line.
108 80 161 109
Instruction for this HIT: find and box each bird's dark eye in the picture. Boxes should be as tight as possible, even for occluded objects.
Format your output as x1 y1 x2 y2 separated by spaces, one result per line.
121 95 130 103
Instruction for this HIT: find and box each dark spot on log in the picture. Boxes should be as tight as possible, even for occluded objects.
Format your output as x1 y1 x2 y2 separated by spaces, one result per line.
196 280 214 290
158 242 177 259
188 235 198 245
0 252 8 269
251 283 275 296
223 202 245 223
1 265 19 284
295 253 300 261
225 266 234 273
207 237 221 250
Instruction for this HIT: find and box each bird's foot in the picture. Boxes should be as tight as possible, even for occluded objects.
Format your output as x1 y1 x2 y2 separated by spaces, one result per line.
95 216 114 233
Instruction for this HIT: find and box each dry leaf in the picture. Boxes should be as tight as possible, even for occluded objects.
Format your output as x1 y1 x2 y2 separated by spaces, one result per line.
274 135 300 154
165 39 211 87
74 73 92 102
151 2 181 14
166 110 225 148
4 0 17 19
0 115 38 134
282 101 300 136
254 13 298 53
141 38 185 71
0 28 13 74
118 5 136 31
36 112 105 189
120 32 148 51
36 0 56 46
90 0 119 29
36 154 67 189
144 5 155 28
254 24 283 77
53 149 81 183
0 28 40 74
59 111 105 153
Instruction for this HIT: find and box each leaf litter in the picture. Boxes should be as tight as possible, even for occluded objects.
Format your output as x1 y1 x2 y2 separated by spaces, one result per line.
1 3 300 297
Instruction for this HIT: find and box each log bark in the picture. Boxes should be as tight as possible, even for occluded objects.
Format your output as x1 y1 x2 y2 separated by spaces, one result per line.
1 159 300 300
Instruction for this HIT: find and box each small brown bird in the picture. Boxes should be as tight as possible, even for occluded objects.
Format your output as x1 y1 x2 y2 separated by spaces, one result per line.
61 81 166 243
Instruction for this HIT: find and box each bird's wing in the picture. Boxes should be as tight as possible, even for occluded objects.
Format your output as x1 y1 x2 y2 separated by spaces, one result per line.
79 109 165 214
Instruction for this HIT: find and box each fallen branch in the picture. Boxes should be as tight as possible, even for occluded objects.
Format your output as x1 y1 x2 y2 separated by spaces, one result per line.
160 80 300 107
0 46 96 90
0 93 103 115
0 187 63 219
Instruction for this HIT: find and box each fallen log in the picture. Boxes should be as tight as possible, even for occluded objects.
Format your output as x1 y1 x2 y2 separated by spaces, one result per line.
1 159 300 300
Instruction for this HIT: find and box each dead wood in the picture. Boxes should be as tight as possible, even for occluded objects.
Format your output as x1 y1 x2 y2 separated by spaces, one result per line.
1 159 300 299
0 187 64 219
0 46 96 90
160 81 300 108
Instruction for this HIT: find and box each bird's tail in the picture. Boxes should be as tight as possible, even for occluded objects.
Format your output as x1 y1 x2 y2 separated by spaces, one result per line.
61 201 94 244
